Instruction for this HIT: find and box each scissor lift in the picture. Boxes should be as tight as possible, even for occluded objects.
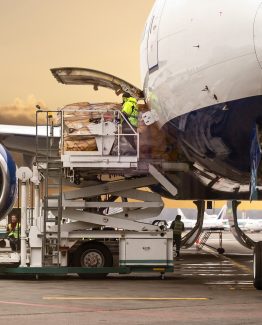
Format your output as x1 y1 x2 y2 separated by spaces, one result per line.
0 66 194 277
0 106 183 278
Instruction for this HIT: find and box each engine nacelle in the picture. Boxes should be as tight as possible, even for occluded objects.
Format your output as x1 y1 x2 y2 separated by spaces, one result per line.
0 145 17 220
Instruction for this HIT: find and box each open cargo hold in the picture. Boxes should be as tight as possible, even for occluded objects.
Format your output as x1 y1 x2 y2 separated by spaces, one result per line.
56 102 121 152
56 101 170 159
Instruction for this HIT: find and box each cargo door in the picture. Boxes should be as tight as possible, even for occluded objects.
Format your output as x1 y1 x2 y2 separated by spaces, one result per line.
51 67 144 99
147 0 166 71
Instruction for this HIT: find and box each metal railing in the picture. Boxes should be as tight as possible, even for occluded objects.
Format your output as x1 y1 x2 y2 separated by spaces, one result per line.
60 108 139 159
36 109 139 160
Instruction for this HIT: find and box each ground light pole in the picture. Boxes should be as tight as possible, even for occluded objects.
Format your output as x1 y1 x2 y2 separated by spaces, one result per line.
17 167 33 267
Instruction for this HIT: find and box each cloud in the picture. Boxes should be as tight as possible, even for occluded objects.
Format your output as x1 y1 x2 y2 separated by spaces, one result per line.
0 95 46 125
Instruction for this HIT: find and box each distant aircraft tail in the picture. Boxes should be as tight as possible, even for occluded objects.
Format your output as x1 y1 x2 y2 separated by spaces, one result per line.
216 205 227 220
177 208 190 220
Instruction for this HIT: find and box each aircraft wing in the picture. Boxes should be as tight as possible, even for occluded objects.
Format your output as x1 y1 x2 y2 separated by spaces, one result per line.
0 125 60 137
0 125 37 137
0 124 60 155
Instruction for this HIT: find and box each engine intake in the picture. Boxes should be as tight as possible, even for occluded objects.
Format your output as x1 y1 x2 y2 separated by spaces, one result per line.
0 144 17 220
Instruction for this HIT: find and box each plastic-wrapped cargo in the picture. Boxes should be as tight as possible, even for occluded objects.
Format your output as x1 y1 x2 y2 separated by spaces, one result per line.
56 101 172 159
63 138 98 151
56 102 121 152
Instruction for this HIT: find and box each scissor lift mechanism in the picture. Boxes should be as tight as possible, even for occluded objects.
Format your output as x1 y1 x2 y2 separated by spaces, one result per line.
0 108 187 277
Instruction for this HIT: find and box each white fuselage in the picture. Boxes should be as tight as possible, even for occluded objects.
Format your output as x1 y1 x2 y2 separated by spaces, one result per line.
140 0 262 197
141 0 262 125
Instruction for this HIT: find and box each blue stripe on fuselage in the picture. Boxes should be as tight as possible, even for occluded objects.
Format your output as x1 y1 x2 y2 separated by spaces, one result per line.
163 95 262 183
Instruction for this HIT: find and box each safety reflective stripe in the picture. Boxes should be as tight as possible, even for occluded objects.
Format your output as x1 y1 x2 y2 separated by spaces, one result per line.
122 98 139 127
129 117 138 127
173 221 184 235
128 106 138 127
7 223 20 238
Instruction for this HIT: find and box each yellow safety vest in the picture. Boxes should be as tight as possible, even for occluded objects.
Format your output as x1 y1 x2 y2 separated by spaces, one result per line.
122 97 139 128
171 221 184 235
7 223 20 239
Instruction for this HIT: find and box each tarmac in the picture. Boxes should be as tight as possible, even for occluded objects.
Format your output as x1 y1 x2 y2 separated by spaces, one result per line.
0 232 261 325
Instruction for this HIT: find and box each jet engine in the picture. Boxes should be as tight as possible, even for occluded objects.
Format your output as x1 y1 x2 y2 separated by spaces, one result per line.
0 144 17 220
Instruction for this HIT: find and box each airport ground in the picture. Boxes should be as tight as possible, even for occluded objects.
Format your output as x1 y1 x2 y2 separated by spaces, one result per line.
0 232 261 325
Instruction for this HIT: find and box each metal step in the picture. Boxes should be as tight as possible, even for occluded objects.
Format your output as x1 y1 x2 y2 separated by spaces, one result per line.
45 195 61 200
198 231 212 248
47 184 61 188
46 218 58 223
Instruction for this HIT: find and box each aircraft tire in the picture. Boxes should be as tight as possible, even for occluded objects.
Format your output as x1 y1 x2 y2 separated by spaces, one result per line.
253 241 262 290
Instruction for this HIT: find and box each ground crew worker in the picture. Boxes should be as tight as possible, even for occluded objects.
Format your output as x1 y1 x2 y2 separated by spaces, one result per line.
170 215 185 258
122 92 139 128
6 215 20 252
121 92 139 149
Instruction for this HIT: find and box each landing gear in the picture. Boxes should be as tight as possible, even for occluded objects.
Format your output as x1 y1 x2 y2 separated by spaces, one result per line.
229 201 254 249
254 242 262 290
181 200 205 248
228 201 258 289
73 241 113 279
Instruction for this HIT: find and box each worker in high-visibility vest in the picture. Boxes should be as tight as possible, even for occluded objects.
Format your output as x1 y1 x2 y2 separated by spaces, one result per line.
6 215 20 251
121 92 139 150
122 92 139 128
170 215 185 258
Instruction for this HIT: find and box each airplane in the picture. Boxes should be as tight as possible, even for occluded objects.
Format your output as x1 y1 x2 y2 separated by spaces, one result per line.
0 0 262 287
245 219 262 232
168 206 261 232
140 0 262 201
174 206 227 230
221 209 262 232
221 216 247 231
153 205 261 232
238 210 262 232
163 205 226 230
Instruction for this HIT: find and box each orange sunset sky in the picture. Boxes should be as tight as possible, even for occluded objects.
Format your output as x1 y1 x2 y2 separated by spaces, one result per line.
0 0 155 124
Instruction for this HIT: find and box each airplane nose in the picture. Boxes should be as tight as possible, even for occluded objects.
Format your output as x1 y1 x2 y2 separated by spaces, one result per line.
254 4 262 68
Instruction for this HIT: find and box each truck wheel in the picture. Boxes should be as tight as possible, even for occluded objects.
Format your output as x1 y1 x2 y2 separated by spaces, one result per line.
73 242 113 279
254 242 262 290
